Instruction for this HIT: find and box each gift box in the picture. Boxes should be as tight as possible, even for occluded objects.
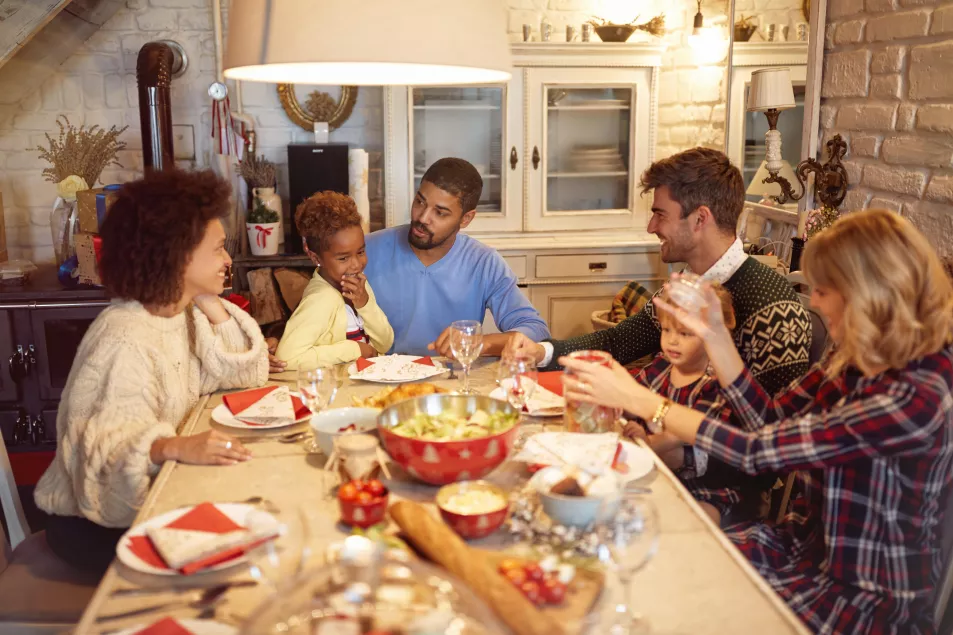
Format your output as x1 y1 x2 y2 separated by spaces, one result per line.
75 232 103 286
76 184 121 233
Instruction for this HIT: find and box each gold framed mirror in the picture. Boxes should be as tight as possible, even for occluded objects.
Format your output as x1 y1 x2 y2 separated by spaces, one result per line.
276 85 359 131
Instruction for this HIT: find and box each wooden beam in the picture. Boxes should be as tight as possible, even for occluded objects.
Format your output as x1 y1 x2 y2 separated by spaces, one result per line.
0 0 73 69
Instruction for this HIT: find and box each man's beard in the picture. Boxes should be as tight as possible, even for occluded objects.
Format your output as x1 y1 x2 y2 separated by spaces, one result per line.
408 222 451 250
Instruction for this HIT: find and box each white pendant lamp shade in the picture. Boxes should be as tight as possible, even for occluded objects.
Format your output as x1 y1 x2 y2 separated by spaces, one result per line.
747 67 796 112
224 0 513 86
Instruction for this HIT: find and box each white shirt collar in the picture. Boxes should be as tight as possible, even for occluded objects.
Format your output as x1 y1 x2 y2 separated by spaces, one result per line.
686 238 746 284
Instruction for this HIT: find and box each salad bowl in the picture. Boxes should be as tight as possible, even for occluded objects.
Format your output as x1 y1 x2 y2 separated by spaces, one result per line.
377 394 520 485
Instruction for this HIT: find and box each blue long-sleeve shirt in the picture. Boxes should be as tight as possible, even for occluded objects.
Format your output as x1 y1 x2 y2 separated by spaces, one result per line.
364 225 550 355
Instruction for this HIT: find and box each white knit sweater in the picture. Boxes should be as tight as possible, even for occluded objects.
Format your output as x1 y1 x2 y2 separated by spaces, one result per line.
34 299 269 528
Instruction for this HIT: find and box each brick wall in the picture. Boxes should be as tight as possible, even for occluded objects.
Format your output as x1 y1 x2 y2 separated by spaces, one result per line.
821 0 953 255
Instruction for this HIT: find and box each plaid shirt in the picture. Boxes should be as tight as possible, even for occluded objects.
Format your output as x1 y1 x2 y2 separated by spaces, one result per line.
695 347 953 634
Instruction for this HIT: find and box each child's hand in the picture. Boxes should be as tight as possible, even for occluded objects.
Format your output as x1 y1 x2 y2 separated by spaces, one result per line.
623 420 648 441
341 273 369 308
358 341 378 358
264 337 287 373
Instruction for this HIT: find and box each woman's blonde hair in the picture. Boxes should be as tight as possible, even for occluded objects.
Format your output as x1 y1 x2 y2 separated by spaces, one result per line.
803 208 953 376
658 283 737 331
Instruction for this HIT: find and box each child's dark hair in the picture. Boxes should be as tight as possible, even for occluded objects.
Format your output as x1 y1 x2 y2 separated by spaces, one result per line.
295 191 363 253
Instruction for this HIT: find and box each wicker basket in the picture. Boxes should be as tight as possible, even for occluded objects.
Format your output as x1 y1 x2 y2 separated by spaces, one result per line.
591 310 615 331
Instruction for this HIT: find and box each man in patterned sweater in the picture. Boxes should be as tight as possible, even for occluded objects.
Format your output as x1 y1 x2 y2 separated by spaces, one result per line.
505 147 811 398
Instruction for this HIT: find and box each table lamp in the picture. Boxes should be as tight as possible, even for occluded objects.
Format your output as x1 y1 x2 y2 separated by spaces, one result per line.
747 67 796 200
746 159 799 201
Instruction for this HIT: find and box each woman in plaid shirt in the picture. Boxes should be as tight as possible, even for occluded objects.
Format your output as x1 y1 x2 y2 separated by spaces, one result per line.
562 209 953 634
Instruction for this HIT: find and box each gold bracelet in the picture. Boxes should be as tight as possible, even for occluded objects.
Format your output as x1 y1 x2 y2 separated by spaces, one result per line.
648 398 672 434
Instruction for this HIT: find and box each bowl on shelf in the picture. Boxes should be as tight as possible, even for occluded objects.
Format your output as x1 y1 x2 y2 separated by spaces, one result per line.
309 407 380 456
594 24 636 42
377 394 520 485
436 480 509 540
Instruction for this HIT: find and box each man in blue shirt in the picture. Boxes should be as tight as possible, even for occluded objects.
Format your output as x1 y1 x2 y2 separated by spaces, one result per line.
364 157 550 356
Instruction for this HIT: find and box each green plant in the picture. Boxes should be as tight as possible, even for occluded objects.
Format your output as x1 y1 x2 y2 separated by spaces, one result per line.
247 199 279 224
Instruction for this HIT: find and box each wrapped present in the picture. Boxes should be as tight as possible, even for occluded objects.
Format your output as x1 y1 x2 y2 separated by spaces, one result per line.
76 184 121 233
75 232 102 286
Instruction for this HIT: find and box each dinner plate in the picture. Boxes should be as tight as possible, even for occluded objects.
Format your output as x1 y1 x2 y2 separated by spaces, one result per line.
523 440 654 483
116 503 277 576
488 386 564 417
348 355 448 383
211 403 310 430
110 619 237 635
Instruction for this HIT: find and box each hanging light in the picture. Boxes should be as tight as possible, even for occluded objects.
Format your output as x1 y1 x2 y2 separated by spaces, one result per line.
224 0 513 86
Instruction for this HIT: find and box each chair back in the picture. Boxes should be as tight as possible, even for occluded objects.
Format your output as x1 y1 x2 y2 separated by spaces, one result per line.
0 427 29 552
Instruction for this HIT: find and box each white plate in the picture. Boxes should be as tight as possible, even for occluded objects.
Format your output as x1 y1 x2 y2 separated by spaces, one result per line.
211 404 310 430
110 619 237 635
523 440 654 483
116 503 276 576
488 386 564 417
348 354 448 384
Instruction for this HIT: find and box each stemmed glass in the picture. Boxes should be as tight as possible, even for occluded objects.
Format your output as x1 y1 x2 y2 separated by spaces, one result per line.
245 507 312 590
449 320 483 394
297 365 339 453
497 354 539 445
595 493 660 634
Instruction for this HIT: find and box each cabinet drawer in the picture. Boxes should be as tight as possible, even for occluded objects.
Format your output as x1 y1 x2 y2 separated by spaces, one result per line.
502 255 527 280
535 253 659 279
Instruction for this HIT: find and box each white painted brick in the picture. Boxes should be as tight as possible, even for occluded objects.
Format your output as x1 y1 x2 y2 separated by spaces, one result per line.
933 4 953 35
910 41 953 99
101 11 138 31
659 73 678 106
834 20 865 45
124 74 139 108
852 134 881 157
897 104 917 131
150 0 199 6
843 188 871 211
20 89 41 112
670 127 691 146
836 103 896 130
12 113 60 131
898 0 934 6
903 200 953 256
83 75 105 109
509 0 547 8
676 70 694 103
11 178 55 207
869 196 904 212
39 77 61 111
104 74 126 109
508 9 541 33
82 110 126 131
691 67 724 103
829 0 865 19
136 9 177 31
4 153 45 170
917 104 953 134
179 8 211 30
925 174 953 204
83 31 121 54
865 0 895 11
871 46 905 74
0 133 29 152
866 9 930 42
62 54 121 73
712 103 726 122
843 160 864 185
870 74 902 99
820 105 837 128
882 136 953 168
822 50 870 98
863 163 926 196
59 75 82 109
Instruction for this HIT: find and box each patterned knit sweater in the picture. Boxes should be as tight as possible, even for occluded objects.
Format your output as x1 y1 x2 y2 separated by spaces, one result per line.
34 300 269 528
547 257 812 396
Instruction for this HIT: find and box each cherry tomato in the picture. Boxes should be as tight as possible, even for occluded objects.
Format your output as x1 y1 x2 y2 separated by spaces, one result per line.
519 580 543 606
350 479 366 492
523 562 545 582
355 491 374 504
504 568 527 587
365 479 386 496
541 578 568 605
337 483 359 502
498 558 524 574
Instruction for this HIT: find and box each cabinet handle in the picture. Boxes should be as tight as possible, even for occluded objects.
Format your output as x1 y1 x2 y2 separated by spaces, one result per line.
9 345 27 383
509 147 518 170
589 262 608 272
532 146 540 170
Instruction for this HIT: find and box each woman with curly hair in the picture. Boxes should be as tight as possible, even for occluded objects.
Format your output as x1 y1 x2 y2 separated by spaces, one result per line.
34 169 269 574
562 209 953 634
276 191 393 369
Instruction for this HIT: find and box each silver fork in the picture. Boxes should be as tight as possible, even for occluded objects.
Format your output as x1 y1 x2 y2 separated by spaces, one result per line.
98 585 231 622
446 359 456 379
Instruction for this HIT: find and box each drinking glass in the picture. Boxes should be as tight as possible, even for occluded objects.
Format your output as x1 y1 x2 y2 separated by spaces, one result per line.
246 507 312 590
562 350 622 433
666 272 706 315
595 494 660 634
449 320 483 394
497 354 539 444
297 365 339 453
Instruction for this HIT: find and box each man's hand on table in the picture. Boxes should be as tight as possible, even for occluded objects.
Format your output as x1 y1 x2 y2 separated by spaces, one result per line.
428 329 524 359
501 331 546 365
264 337 287 373
151 430 252 466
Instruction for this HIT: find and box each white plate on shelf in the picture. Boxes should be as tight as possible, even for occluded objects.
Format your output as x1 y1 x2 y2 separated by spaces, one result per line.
110 619 237 635
347 354 448 384
210 404 310 430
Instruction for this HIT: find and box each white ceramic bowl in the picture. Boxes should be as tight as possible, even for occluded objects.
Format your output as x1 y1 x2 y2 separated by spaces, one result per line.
309 407 380 455
532 466 622 528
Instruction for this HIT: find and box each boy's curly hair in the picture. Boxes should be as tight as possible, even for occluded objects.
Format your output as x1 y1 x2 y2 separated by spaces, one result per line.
294 191 363 253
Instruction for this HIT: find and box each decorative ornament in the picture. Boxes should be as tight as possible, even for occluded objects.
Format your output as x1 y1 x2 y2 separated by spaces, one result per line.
277 84 359 132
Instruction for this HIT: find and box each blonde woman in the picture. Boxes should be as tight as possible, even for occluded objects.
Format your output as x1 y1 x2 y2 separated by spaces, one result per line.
562 209 953 634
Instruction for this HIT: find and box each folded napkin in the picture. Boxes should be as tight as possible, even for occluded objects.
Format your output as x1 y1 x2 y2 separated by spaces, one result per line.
495 378 564 416
127 503 277 575
536 371 564 397
223 385 308 425
134 617 194 635
515 432 620 476
356 356 433 372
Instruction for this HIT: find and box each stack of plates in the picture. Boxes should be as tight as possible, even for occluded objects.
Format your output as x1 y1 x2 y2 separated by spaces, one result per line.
567 145 625 173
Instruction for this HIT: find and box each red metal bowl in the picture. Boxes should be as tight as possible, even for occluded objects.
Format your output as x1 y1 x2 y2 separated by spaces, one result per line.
436 481 509 540
377 395 520 486
338 492 389 528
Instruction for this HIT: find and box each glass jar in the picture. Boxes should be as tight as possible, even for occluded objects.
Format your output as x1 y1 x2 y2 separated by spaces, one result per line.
562 350 622 433
50 198 78 266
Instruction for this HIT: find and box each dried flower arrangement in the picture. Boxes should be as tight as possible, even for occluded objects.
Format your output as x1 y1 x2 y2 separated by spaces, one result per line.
34 115 128 187
238 153 277 189
587 13 666 37
803 206 841 240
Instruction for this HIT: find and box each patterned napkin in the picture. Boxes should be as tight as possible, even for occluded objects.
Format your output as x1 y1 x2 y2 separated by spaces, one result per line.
127 503 277 575
222 385 309 425
514 432 620 476
351 355 441 381
133 617 194 635
493 378 564 415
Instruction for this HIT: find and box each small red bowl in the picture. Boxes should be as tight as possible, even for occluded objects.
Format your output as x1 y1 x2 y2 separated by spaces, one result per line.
338 491 389 528
436 481 509 540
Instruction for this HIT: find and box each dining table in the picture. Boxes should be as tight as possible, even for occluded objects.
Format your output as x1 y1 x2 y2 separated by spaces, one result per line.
74 357 810 635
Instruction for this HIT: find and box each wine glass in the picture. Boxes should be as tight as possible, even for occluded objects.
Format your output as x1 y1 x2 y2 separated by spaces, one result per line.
449 320 483 394
245 507 312 590
497 355 540 444
297 365 339 453
595 494 660 634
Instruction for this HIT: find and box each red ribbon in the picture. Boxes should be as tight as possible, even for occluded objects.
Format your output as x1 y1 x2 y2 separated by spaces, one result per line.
254 224 273 248
92 235 103 263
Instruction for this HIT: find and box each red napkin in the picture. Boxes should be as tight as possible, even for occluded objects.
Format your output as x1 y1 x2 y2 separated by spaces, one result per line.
412 356 434 366
536 371 564 396
222 385 309 422
355 357 375 372
126 503 272 575
134 617 194 635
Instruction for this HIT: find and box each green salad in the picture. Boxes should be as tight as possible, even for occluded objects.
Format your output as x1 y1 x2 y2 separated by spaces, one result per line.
390 409 518 441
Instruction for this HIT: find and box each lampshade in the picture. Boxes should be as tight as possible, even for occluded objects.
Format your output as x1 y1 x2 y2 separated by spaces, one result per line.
746 159 798 198
747 68 796 111
224 0 513 86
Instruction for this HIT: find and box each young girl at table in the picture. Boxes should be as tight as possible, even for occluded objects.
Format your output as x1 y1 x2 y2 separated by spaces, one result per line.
623 285 767 525
35 170 269 574
276 191 393 369
563 209 953 634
